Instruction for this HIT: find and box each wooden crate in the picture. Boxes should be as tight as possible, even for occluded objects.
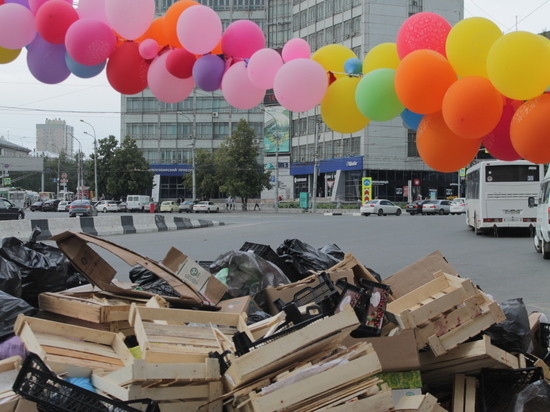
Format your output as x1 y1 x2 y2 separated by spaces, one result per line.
386 271 505 356
452 374 476 412
129 304 249 363
14 315 134 376
0 356 22 412
394 393 447 412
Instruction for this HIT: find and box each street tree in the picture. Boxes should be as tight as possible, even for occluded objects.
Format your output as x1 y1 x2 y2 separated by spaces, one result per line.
181 149 219 200
215 119 272 210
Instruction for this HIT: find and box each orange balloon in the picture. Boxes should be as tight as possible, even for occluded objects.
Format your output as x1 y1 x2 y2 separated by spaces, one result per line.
136 17 169 47
442 76 503 139
164 0 199 48
210 39 223 55
395 49 457 114
417 111 481 172
510 93 550 164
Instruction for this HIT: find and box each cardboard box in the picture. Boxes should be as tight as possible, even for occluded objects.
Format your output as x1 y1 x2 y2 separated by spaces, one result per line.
529 311 549 358
13 399 38 412
218 296 261 317
391 388 423 406
263 269 355 316
342 328 420 372
382 250 458 299
161 247 227 304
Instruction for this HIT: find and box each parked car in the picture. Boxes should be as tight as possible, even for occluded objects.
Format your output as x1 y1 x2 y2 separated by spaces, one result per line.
0 197 24 220
127 195 152 212
178 200 198 213
57 200 70 212
450 198 466 215
405 200 431 215
95 200 119 213
68 200 97 217
360 199 402 216
117 201 128 213
160 201 179 213
30 201 43 212
193 201 219 213
42 199 61 212
422 199 452 215
147 201 161 213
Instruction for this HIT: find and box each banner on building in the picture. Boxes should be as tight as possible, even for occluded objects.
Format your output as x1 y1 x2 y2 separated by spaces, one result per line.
362 177 372 203
263 106 290 153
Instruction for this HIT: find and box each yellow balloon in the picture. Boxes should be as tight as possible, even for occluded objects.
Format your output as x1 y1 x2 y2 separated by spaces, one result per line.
320 76 370 133
446 17 502 78
362 43 400 74
311 44 356 78
0 46 21 65
487 31 550 100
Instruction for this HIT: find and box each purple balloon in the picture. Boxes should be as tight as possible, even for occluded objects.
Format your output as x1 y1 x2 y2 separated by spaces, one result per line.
192 54 225 92
6 0 30 9
27 35 70 84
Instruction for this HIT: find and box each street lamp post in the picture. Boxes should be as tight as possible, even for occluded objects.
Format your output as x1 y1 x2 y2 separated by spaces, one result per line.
80 120 98 201
177 112 196 201
262 109 279 213
73 135 82 199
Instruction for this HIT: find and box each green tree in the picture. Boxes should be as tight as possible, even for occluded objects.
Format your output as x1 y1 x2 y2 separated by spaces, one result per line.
91 135 118 198
105 136 155 199
215 119 272 210
182 149 219 199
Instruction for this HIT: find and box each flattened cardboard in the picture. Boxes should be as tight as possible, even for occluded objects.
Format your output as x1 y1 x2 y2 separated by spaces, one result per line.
49 231 214 308
382 250 458 299
218 296 261 316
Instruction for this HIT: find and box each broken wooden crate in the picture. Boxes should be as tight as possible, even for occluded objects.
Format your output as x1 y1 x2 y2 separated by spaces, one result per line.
394 393 447 412
92 358 223 412
0 356 22 412
129 304 248 363
14 315 134 375
452 374 477 412
385 271 505 356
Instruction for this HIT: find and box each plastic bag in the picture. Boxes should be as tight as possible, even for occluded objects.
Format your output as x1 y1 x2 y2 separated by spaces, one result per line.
210 251 290 311
247 311 272 325
0 290 38 343
277 239 342 279
512 380 550 412
65 263 90 289
0 336 26 361
319 243 345 261
129 266 179 298
484 298 532 354
0 255 22 298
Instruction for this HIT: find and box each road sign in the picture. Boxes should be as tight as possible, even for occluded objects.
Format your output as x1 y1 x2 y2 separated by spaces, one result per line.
61 172 67 179
3 178 11 185
60 179 68 183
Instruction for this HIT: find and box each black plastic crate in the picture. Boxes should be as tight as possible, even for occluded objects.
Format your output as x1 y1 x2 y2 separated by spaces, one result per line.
541 322 550 350
239 242 301 282
478 367 543 412
13 353 160 412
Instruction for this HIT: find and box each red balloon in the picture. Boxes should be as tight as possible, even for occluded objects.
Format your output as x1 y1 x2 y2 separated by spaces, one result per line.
165 48 196 79
482 98 522 161
396 12 452 59
106 42 150 95
36 0 79 44
417 111 481 172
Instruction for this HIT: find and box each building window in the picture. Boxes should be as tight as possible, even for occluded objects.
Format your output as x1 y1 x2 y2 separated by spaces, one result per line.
409 0 422 15
316 2 324 21
407 130 419 157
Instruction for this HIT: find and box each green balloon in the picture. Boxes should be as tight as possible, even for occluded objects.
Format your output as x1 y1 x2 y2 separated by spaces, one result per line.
355 68 404 122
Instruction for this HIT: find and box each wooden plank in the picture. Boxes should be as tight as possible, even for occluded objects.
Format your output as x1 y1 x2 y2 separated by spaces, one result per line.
316 387 394 412
143 323 236 340
34 333 122 359
133 306 244 327
464 376 476 412
407 286 472 327
452 374 465 412
395 393 446 411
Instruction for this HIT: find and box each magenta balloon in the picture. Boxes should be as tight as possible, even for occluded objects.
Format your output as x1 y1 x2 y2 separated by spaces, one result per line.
222 61 265 110
192 54 225 92
221 20 265 59
76 0 108 24
177 5 221 55
273 58 328 112
148 51 195 103
247 48 283 90
29 0 71 14
36 0 79 45
139 38 159 60
27 34 70 84
282 38 311 62
0 4 36 49
482 98 522 161
105 0 155 40
65 18 116 66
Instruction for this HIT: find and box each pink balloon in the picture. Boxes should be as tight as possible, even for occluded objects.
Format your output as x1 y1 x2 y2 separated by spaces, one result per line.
396 12 451 59
36 0 79 44
221 20 265 59
282 38 310 62
482 98 522 161
222 61 265 110
148 51 195 103
29 0 71 14
139 38 159 60
105 0 155 40
247 48 283 89
76 0 108 24
65 18 117 66
0 4 36 49
273 59 328 112
177 5 221 55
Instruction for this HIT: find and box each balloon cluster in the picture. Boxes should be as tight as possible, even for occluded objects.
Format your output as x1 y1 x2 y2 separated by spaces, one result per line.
1 3 549 172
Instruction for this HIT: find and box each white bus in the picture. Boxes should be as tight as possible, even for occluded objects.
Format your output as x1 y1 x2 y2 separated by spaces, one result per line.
465 160 544 235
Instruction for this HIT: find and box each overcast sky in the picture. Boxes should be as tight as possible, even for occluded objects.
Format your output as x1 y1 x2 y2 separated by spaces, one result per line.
0 0 549 156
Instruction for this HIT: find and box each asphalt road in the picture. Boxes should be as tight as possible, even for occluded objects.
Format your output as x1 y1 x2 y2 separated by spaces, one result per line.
38 210 549 315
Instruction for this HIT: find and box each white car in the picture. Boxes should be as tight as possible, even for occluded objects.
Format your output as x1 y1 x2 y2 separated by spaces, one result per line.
193 201 219 213
360 199 402 216
450 198 466 215
95 200 119 213
422 200 452 215
57 200 70 212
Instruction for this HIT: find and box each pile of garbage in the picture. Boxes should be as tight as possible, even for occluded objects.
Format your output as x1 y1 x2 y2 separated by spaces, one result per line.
0 229 549 412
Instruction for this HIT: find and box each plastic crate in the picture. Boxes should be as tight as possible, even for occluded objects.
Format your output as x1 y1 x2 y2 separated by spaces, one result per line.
541 322 550 350
239 242 301 282
478 367 543 412
13 353 160 412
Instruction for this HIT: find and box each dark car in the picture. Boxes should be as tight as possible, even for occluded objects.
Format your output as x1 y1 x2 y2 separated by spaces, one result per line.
405 200 431 215
68 200 97 217
117 201 128 212
178 200 199 213
0 198 25 220
30 201 43 212
42 199 61 212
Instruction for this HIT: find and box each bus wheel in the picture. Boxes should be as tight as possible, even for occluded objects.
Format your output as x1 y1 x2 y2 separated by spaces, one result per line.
534 234 542 253
542 239 550 260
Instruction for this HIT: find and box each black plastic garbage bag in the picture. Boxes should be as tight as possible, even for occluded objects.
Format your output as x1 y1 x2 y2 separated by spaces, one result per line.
0 290 38 343
65 263 90 289
210 251 290 311
247 311 272 325
276 239 342 279
484 298 532 354
129 266 179 298
0 256 22 298
511 380 550 412
319 243 345 261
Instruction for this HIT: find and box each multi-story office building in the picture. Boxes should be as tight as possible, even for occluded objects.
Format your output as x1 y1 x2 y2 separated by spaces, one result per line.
36 118 74 156
121 0 464 202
